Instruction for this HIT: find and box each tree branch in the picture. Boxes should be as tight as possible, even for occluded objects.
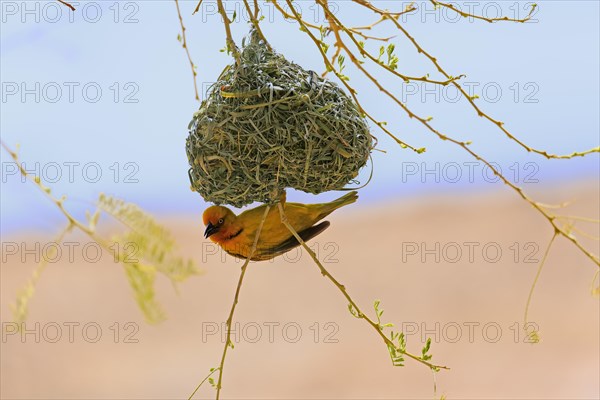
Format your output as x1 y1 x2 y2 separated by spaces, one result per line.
214 205 271 399
174 0 200 101
277 203 449 371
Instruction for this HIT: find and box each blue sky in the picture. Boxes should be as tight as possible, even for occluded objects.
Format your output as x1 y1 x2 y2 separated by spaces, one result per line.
1 0 599 235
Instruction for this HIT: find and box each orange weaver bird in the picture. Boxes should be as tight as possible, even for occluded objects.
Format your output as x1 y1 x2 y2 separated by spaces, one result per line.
203 191 358 261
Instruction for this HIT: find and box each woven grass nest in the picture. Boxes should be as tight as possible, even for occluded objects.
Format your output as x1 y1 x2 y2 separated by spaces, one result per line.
186 31 373 208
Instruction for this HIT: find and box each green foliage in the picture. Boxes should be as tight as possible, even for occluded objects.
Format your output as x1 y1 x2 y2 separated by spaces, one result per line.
9 187 200 327
388 331 406 367
113 229 197 283
124 262 165 324
10 224 74 326
11 279 36 325
319 26 330 54
99 194 200 322
372 300 439 370
98 194 199 282
348 303 360 318
188 367 220 400
526 329 540 344
386 44 398 71
421 337 432 361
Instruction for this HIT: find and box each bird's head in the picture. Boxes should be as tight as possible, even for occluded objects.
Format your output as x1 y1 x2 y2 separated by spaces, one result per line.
202 205 237 241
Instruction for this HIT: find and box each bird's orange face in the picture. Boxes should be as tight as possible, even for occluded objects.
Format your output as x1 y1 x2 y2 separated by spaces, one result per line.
202 206 236 242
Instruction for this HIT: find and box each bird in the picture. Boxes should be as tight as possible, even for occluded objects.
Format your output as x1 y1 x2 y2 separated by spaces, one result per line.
202 191 358 261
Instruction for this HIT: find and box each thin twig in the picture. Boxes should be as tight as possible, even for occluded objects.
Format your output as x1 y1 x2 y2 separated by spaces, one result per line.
216 0 241 63
174 0 200 101
2 141 93 235
322 2 464 86
215 205 271 399
0 141 162 260
312 0 599 267
555 215 600 224
271 0 451 85
273 0 425 154
592 270 600 296
524 231 558 328
353 0 599 160
188 367 220 400
242 0 271 50
567 225 599 241
430 0 537 23
277 203 448 371
193 0 204 15
348 3 415 40
57 0 75 11
324 45 342 77
11 223 75 323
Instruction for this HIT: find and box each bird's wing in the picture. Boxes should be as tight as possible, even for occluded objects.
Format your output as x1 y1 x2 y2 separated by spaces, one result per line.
267 221 331 258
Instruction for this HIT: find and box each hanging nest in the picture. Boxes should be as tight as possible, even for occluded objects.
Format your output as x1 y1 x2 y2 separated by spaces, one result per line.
186 31 373 208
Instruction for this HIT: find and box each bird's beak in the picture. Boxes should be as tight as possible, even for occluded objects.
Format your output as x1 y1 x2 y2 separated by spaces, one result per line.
204 222 219 239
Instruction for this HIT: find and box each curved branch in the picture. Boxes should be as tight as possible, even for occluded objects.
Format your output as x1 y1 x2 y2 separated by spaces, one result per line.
277 202 448 371
353 0 599 160
292 0 598 267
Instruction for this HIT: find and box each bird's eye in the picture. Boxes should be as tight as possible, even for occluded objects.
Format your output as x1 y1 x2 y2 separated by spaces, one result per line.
218 218 224 224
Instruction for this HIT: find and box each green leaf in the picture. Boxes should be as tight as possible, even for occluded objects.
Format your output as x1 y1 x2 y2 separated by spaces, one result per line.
398 332 406 351
422 337 431 356
123 263 165 324
387 43 395 56
99 194 200 283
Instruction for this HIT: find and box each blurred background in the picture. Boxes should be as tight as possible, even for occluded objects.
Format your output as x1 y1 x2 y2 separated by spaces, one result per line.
1 1 599 399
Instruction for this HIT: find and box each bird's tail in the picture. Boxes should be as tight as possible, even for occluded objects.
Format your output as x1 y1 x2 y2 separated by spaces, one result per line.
318 190 358 218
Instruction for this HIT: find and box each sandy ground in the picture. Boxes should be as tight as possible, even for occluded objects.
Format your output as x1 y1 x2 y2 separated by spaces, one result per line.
1 182 599 399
